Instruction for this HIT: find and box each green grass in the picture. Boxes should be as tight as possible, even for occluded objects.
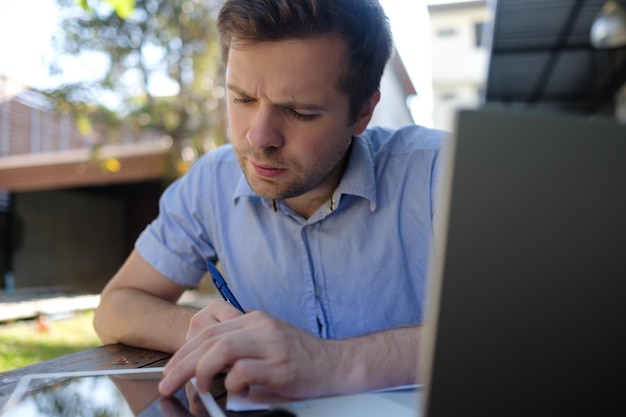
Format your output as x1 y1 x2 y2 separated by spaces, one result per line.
0 310 101 372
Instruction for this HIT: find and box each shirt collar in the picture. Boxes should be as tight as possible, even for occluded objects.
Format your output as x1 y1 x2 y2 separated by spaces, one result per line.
232 134 378 211
335 134 377 211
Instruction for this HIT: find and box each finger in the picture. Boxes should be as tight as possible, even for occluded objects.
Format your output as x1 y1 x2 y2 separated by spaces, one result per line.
161 328 260 396
160 338 217 395
212 300 246 321
224 358 273 395
186 300 244 340
192 331 266 392
168 315 251 374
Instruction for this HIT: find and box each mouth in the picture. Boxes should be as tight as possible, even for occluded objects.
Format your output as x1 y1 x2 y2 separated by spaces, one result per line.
249 160 287 179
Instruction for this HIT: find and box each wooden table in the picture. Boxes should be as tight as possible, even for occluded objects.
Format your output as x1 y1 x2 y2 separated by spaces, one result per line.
0 344 272 416
0 344 170 410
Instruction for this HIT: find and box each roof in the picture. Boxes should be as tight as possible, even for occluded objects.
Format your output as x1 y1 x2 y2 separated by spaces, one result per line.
428 0 487 13
0 75 172 192
484 0 626 115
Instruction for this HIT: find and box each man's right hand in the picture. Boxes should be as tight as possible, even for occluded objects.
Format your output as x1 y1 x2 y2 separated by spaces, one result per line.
185 300 245 341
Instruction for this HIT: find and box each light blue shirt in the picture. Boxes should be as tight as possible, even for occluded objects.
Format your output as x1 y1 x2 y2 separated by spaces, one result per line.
136 125 447 339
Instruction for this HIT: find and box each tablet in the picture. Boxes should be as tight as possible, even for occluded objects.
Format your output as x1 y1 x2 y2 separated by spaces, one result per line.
0 368 226 417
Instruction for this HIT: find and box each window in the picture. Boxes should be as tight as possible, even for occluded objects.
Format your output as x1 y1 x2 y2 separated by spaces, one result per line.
474 22 485 48
441 92 458 101
436 28 457 38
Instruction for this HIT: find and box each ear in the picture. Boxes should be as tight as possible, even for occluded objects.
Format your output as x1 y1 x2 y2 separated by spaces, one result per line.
352 89 381 136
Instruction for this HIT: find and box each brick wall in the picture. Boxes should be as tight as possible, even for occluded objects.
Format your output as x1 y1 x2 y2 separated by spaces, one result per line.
0 76 94 157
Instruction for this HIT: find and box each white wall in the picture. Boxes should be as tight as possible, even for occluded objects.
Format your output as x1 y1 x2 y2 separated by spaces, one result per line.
429 1 491 131
370 63 415 129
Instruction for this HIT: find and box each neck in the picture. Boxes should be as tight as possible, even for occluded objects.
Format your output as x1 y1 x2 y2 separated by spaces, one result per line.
284 145 351 219
284 191 334 219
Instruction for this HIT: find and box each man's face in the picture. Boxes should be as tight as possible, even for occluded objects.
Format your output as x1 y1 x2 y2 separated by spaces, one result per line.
225 35 373 207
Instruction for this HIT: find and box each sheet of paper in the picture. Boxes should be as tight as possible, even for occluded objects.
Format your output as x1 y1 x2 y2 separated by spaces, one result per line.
226 383 421 412
278 390 421 417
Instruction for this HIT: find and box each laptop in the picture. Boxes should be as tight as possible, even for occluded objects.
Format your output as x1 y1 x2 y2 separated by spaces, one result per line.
419 108 626 417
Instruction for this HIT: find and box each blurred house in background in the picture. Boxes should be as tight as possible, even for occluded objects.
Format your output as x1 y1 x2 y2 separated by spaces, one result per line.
0 75 170 293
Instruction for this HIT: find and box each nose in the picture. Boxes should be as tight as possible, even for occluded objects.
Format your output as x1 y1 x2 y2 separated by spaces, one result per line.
247 106 284 149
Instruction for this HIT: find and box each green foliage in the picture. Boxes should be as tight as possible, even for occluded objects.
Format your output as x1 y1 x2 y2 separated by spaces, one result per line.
79 0 136 18
48 0 228 177
0 311 101 372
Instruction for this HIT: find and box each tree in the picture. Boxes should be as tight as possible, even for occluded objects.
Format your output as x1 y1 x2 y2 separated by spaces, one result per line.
47 0 227 177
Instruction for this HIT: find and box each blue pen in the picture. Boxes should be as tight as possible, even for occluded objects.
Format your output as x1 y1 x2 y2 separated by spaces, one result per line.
207 262 245 314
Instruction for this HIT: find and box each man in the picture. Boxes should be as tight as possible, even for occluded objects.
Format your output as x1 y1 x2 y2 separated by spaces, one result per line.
94 0 446 400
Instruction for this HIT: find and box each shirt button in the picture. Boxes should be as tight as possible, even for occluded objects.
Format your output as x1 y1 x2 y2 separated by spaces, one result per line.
314 286 322 297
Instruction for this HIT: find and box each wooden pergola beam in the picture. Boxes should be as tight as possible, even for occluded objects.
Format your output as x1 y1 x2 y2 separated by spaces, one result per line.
0 142 171 192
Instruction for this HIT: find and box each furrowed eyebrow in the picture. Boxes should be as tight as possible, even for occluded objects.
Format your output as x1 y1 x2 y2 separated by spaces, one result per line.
227 84 326 112
279 101 326 112
227 84 253 98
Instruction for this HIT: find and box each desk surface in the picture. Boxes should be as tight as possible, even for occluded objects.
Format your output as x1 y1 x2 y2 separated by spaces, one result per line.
0 344 267 417
0 344 170 410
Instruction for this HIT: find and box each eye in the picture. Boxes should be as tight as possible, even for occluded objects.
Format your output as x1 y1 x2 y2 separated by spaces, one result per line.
287 108 317 121
233 97 254 105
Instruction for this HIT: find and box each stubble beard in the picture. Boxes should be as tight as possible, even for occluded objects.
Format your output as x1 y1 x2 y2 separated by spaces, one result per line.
234 143 351 201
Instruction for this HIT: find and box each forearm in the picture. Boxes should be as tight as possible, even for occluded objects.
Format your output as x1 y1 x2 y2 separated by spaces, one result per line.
93 287 199 353
332 324 421 393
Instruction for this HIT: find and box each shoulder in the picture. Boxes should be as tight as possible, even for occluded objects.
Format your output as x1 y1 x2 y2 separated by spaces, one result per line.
360 125 448 157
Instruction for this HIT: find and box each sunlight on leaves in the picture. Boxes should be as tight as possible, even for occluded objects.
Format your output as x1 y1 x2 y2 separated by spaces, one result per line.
53 0 228 179
76 116 93 136
106 0 136 19
100 157 121 173
77 0 136 18
176 160 190 175
77 0 89 11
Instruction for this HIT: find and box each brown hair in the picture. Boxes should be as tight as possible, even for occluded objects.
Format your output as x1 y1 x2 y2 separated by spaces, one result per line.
217 0 393 123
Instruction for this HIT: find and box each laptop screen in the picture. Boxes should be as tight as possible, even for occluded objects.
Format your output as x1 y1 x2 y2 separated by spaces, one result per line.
419 109 626 417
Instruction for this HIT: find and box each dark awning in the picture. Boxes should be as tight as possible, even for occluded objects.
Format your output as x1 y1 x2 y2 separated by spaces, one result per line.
484 0 626 116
